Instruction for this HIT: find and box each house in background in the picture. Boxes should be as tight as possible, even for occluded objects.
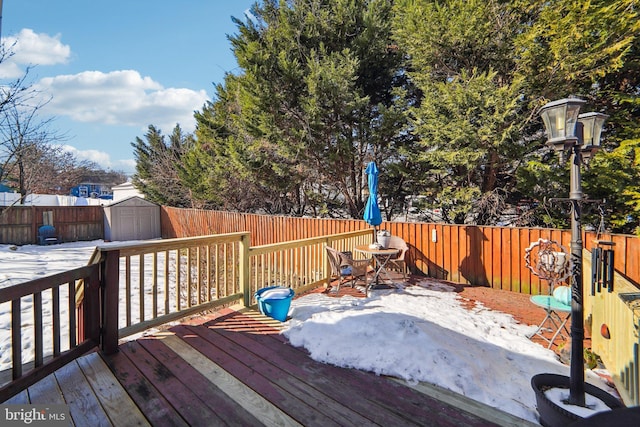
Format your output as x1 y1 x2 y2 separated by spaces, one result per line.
111 181 144 202
70 183 113 200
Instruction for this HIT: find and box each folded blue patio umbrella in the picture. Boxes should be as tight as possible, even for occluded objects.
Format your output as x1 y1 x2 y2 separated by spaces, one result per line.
363 162 382 239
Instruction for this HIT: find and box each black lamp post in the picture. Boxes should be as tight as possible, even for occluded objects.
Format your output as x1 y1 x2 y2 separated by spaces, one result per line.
539 98 608 406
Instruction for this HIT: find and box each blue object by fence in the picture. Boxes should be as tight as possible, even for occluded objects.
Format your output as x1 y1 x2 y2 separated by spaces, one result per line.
255 286 294 322
37 225 58 245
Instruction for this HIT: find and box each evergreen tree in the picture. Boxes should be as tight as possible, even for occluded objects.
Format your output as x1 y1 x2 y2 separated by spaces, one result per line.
394 0 639 225
191 0 409 218
131 124 195 207
514 0 640 232
393 0 527 224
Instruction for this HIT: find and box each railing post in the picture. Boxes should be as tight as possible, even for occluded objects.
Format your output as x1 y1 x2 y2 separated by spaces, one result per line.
324 237 331 289
83 265 101 345
239 233 251 307
101 250 120 354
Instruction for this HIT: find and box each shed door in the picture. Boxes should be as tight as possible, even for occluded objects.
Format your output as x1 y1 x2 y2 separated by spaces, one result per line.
137 207 155 239
119 208 137 239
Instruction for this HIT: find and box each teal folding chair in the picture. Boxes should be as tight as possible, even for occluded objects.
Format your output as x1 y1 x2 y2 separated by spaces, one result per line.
529 294 571 348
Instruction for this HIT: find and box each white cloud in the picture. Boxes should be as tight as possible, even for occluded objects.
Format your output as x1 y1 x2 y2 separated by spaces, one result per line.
1 29 207 134
34 70 208 133
60 145 134 174
0 29 71 78
61 145 112 165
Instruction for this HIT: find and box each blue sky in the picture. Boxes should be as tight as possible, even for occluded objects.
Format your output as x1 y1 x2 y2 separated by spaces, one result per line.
1 0 256 175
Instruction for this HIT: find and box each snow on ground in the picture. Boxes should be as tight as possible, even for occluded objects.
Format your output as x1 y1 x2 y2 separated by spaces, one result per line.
282 281 617 424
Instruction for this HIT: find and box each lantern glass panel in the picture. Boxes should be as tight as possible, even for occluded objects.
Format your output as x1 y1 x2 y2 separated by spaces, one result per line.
540 98 585 143
578 112 608 148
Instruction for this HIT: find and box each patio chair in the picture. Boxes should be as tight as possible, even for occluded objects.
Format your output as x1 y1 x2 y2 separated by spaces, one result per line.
529 286 572 348
37 225 59 245
325 246 372 294
386 236 408 280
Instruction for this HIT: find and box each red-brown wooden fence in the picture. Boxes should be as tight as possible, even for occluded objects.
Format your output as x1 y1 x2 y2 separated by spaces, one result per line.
161 207 640 295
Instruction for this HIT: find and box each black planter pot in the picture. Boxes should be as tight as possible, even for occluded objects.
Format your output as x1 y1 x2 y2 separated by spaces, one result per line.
531 373 623 427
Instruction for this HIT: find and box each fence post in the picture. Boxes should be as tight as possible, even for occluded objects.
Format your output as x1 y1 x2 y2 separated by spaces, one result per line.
31 206 37 244
101 250 120 354
239 232 251 307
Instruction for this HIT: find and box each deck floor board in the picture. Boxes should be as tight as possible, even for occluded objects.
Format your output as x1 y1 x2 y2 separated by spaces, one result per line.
161 333 301 427
102 346 189 427
136 335 263 426
178 323 377 426
26 373 65 405
199 312 427 426
54 360 112 427
118 340 225 426
3 306 536 426
171 324 336 427
76 352 150 427
200 310 494 427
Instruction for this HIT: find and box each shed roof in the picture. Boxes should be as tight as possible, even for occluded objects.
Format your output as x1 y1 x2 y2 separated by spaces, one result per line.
106 195 158 208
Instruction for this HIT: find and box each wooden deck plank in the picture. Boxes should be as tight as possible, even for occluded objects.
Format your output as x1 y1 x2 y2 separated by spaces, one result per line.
77 352 150 427
180 326 380 425
219 310 497 426
136 335 264 426
117 340 227 426
54 360 112 427
102 347 188 427
3 389 29 404
397 379 539 427
198 322 411 425
27 372 66 404
160 333 302 427
170 324 339 427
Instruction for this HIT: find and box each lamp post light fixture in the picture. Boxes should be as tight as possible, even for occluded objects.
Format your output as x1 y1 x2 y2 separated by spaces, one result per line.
539 97 608 407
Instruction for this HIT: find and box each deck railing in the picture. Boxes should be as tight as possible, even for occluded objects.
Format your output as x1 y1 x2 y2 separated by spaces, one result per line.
246 229 372 305
0 263 101 401
96 233 251 354
98 230 371 346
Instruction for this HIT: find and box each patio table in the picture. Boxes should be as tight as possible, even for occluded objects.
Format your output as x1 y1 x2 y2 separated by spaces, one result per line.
354 244 400 291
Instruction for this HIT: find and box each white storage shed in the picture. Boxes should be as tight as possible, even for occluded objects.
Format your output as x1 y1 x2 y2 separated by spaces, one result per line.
103 196 161 241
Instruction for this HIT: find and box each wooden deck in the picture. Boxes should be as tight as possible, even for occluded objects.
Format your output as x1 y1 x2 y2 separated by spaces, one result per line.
3 306 536 426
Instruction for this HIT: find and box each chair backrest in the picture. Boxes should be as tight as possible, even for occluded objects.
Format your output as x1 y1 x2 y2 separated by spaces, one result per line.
325 246 343 276
387 236 408 250
38 225 57 238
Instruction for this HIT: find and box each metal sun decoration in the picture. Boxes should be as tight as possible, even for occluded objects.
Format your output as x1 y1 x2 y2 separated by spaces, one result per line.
525 238 571 293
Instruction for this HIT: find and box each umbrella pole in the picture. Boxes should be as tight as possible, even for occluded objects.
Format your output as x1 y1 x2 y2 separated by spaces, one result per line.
373 226 377 243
